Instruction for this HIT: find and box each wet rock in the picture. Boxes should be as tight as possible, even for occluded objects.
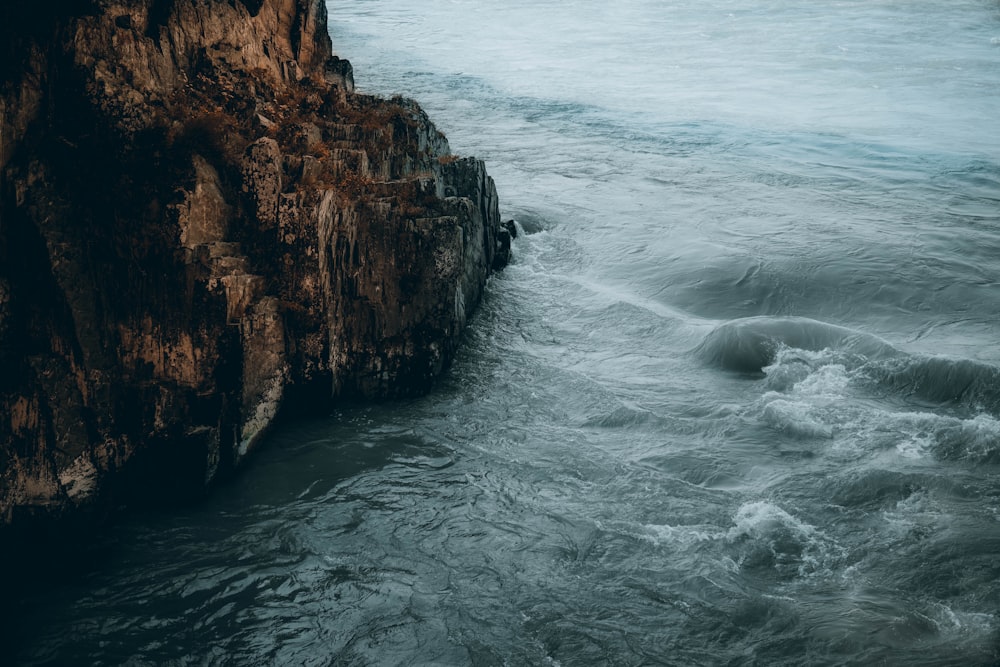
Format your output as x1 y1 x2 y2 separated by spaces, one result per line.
502 219 518 239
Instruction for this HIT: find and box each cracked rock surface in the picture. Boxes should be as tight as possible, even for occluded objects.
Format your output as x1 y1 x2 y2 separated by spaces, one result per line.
0 0 507 531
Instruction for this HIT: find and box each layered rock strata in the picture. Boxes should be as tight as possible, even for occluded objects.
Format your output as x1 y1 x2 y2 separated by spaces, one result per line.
0 0 507 531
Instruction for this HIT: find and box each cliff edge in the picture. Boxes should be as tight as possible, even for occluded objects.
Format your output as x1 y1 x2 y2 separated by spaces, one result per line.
0 0 511 533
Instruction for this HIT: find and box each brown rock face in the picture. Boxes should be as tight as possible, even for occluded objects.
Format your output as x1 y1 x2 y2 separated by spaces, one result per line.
0 0 507 531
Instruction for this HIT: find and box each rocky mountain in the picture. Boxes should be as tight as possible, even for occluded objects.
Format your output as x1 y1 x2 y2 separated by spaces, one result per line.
0 0 511 536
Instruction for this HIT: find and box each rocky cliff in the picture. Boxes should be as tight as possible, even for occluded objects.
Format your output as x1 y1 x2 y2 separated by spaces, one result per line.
0 0 511 535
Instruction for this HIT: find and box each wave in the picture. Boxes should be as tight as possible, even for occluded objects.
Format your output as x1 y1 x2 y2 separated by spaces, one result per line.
864 355 1000 413
725 501 844 578
756 360 1000 461
699 317 1000 429
694 316 898 373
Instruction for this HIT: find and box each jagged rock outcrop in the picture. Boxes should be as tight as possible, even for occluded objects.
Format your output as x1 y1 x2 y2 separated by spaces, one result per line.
0 0 507 532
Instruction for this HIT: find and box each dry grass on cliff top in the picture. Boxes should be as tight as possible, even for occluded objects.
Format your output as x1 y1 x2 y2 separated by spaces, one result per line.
155 62 444 215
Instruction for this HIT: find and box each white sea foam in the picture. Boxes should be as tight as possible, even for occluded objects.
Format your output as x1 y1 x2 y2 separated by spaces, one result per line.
726 501 843 577
601 519 724 549
761 398 834 439
895 432 934 459
755 342 1000 462
755 350 856 439
920 602 998 649
636 522 722 547
864 410 1000 463
727 501 817 543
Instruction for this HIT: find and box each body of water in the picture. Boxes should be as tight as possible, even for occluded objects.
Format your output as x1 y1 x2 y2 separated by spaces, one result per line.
12 0 1000 664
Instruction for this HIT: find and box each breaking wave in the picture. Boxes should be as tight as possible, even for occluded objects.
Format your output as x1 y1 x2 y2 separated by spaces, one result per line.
694 316 898 373
699 316 1000 417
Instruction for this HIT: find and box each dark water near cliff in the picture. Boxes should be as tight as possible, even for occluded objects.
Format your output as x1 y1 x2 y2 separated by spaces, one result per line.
13 0 1000 664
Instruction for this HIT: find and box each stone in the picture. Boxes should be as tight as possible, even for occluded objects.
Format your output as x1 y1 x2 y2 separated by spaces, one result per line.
0 0 510 537
241 138 283 229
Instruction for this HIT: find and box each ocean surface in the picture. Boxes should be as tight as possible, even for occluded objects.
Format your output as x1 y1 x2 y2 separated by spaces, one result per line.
12 0 1000 664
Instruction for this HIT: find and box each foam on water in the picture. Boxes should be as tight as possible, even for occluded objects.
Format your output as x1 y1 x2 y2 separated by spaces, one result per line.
601 519 723 550
695 316 899 373
749 339 1000 465
725 501 844 579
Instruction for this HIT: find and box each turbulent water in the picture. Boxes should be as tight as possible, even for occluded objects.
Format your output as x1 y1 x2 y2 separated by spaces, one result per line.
12 0 1000 664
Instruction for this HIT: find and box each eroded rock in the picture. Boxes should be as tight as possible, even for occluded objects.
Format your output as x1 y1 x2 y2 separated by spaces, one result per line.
0 0 509 534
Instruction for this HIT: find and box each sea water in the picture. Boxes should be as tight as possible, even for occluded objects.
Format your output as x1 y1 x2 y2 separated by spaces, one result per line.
11 0 1000 664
